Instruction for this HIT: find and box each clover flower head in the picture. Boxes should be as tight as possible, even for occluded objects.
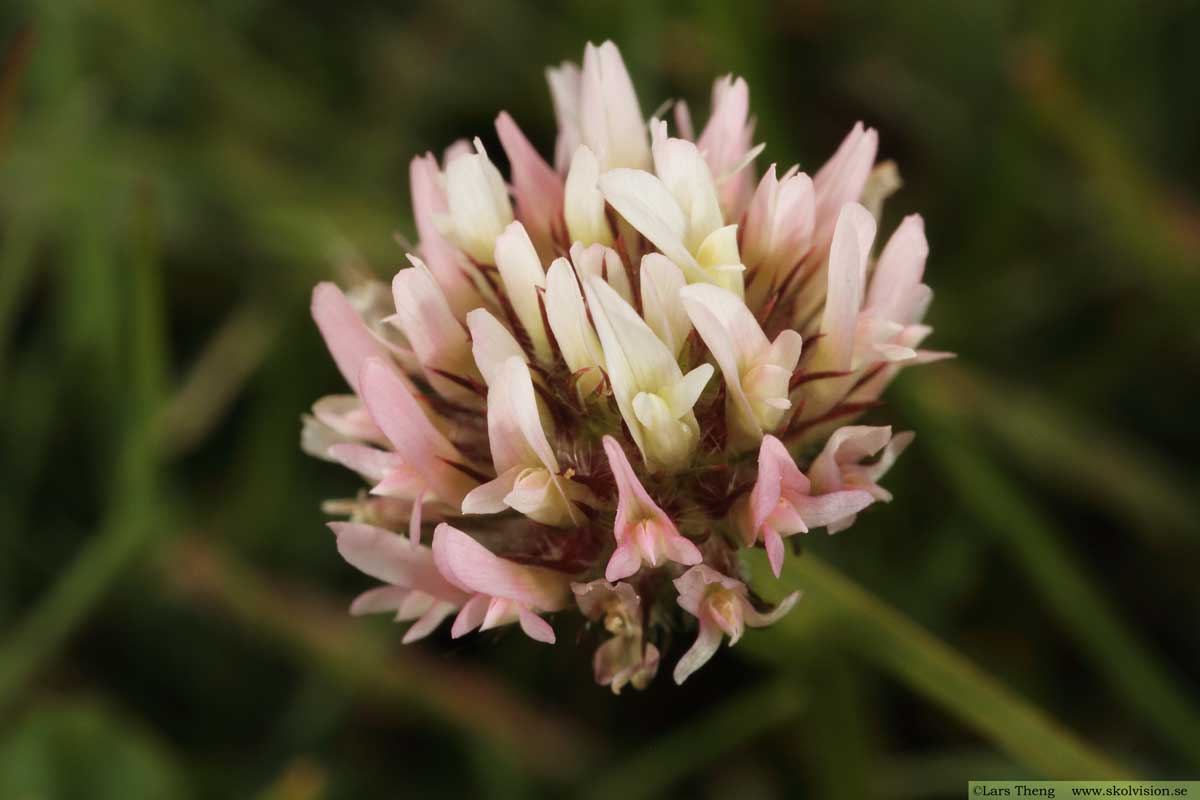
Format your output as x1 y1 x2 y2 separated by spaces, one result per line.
302 40 949 688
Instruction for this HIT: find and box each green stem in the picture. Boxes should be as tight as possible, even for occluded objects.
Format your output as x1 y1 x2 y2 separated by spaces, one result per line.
746 551 1132 779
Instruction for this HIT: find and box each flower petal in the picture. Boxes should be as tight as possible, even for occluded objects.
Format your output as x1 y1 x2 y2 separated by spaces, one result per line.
564 145 613 247
547 61 582 173
486 357 558 475
409 154 482 318
639 254 692 359
673 618 724 685
311 282 399 395
496 111 563 255
813 122 878 246
584 276 688 465
391 256 478 400
818 202 876 372
742 590 802 628
402 601 458 643
517 607 557 644
466 308 527 387
493 222 552 361
432 524 570 612
359 357 476 505
579 40 650 171
598 168 698 275
443 139 514 265
330 522 465 603
544 258 605 391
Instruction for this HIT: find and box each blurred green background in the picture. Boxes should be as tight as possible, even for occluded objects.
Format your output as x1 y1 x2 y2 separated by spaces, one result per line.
2 1 1199 797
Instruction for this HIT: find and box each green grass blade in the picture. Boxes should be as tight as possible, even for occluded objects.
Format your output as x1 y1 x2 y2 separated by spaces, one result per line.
937 366 1198 543
903 379 1200 767
0 187 168 715
745 551 1132 779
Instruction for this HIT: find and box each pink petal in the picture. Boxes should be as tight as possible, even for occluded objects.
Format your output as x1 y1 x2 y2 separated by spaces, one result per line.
312 395 385 443
604 544 642 583
330 522 465 603
370 468 426 500
697 75 755 218
409 154 481 319
461 468 522 515
602 435 665 528
408 489 426 544
359 357 476 506
792 489 875 530
451 594 489 638
742 591 802 628
402 602 457 644
751 436 810 532
517 608 557 644
327 443 404 482
673 565 740 617
481 597 516 631
672 618 724 685
431 524 569 612
662 533 703 568
311 282 397 395
820 203 876 371
867 214 927 317
765 527 786 578
391 258 476 394
349 586 411 616
808 425 892 492
813 123 878 245
496 111 564 253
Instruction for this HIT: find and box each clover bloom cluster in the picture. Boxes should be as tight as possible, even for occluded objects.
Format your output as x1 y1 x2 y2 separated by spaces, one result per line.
303 41 948 689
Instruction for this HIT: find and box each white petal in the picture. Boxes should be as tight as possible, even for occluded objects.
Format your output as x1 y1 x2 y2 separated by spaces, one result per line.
493 222 552 361
461 466 522 515
546 61 582 173
583 276 684 463
579 41 650 171
485 357 558 475
545 258 605 379
466 308 527 387
651 134 725 248
819 203 876 371
564 145 613 247
598 168 700 278
639 254 692 358
443 140 514 264
390 256 478 400
570 242 633 306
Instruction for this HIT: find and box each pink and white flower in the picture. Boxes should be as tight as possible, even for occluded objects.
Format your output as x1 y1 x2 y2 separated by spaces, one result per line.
331 522 467 643
432 524 571 644
673 565 800 684
572 579 660 693
739 435 876 577
305 40 947 689
602 435 702 581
